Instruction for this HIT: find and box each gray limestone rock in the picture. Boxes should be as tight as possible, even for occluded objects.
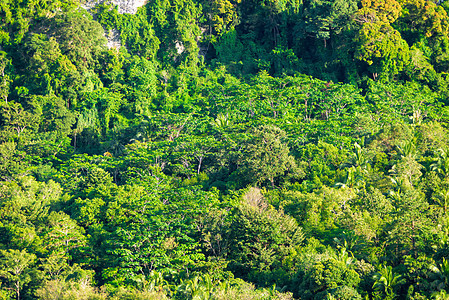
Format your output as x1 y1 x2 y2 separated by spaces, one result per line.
82 0 147 15
82 0 147 49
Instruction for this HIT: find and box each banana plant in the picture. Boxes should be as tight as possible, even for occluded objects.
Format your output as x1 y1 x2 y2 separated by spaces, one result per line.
430 258 449 291
177 274 215 300
340 141 371 170
395 138 416 159
432 289 449 300
335 166 365 190
372 265 405 299
431 149 449 179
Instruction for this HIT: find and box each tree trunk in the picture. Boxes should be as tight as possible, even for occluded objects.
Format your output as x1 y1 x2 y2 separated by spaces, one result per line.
411 220 416 258
197 157 203 175
16 280 20 300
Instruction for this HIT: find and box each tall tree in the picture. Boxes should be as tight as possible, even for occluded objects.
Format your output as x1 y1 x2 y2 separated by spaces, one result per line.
242 125 297 188
0 249 36 300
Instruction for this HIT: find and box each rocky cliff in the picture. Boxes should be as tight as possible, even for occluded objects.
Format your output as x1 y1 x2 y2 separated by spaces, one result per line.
82 0 147 14
82 0 147 49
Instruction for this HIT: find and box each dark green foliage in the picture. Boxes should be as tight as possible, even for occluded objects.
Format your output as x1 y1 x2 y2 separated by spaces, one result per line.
226 188 304 283
241 125 297 188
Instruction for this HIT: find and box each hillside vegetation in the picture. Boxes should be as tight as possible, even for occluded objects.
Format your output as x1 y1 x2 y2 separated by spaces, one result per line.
2 0 449 299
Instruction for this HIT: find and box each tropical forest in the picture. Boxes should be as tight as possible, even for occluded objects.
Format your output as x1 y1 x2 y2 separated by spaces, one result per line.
2 0 449 299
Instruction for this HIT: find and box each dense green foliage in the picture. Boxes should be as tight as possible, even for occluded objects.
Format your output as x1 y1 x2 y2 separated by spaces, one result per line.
2 0 449 299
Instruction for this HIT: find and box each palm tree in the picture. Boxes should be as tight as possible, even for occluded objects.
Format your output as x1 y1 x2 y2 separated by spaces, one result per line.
337 141 371 190
340 141 370 170
395 138 416 159
388 177 405 203
433 189 449 217
211 113 231 129
333 231 365 256
335 248 355 267
335 166 366 190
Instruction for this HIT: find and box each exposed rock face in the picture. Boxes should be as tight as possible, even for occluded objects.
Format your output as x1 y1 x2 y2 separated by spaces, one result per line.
106 28 121 49
82 0 206 57
175 41 185 55
82 0 147 49
82 0 147 14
